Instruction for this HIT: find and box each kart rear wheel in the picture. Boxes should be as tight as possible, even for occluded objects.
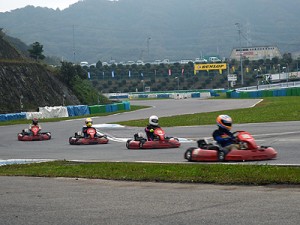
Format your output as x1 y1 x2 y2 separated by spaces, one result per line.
69 137 75 145
126 140 131 149
185 147 196 162
139 141 144 148
218 151 225 161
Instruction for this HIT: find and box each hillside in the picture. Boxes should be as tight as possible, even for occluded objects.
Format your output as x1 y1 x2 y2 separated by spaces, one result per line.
0 0 299 63
0 34 80 114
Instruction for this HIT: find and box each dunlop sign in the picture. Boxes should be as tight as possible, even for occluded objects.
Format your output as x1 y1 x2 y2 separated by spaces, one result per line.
194 63 227 71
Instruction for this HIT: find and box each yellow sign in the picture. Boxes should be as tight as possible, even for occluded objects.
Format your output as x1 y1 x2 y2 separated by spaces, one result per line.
194 63 227 71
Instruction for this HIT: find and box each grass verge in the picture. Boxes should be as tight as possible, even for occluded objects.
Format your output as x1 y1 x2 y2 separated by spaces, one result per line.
0 161 299 185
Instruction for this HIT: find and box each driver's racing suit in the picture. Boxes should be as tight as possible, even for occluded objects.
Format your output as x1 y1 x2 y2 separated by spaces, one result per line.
82 126 98 138
145 124 160 141
212 127 239 151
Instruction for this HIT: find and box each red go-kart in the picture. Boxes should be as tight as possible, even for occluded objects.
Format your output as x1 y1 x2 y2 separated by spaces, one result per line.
18 125 51 141
184 131 277 162
69 127 109 145
126 127 180 149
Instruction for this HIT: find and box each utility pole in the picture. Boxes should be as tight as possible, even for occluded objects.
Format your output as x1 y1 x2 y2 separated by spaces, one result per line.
235 23 244 86
147 37 151 59
72 25 76 63
139 50 144 61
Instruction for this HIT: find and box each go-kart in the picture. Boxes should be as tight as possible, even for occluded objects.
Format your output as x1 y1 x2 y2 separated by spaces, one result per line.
18 125 51 141
184 131 277 162
69 127 109 145
126 127 180 149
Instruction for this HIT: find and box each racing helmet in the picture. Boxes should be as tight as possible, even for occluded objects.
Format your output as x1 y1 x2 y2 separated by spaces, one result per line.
149 115 159 126
32 118 38 125
216 115 232 130
85 118 93 127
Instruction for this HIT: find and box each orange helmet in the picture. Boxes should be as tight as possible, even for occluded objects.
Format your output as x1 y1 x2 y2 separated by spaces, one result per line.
216 115 232 130
85 118 93 127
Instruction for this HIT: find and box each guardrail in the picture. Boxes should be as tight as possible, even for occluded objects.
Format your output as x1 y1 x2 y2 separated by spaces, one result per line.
105 90 221 100
228 82 300 98
236 81 300 92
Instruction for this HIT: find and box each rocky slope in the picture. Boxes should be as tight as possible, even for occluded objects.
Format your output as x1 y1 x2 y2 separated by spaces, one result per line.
0 34 80 114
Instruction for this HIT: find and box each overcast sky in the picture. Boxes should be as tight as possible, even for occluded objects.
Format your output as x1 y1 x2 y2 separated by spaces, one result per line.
0 0 80 12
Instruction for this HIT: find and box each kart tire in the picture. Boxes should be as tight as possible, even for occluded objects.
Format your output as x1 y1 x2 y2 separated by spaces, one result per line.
139 141 144 148
69 137 75 145
126 140 131 149
218 151 225 162
185 147 196 162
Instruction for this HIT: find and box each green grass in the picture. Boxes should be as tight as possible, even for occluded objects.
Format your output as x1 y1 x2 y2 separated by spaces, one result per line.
0 105 149 126
0 161 299 185
117 96 300 127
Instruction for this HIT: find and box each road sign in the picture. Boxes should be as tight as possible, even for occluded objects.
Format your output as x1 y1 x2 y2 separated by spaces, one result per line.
228 74 237 81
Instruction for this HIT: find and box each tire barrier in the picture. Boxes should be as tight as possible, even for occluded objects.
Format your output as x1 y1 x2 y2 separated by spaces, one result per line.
105 90 214 100
1 101 131 122
227 87 300 98
118 91 212 100
0 112 26 122
67 105 90 117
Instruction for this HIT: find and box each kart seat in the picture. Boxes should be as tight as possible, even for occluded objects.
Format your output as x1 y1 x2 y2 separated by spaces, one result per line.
134 133 147 142
197 139 219 150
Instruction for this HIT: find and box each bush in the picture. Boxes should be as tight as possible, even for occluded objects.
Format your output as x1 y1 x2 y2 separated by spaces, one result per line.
71 77 110 105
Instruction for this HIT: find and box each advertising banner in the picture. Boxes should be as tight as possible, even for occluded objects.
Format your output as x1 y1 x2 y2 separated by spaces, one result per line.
194 63 227 71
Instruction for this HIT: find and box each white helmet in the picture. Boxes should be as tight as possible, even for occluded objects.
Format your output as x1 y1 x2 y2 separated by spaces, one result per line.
149 115 159 126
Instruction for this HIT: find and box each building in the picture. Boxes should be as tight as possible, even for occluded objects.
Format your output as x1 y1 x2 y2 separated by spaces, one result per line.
229 46 281 61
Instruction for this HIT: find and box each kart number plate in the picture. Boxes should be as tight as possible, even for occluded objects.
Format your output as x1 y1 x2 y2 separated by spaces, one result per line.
241 134 251 139
194 149 201 154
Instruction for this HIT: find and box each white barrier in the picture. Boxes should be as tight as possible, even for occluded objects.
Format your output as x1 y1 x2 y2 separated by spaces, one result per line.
200 92 211 98
173 93 189 99
26 112 44 119
38 106 69 118
147 94 158 98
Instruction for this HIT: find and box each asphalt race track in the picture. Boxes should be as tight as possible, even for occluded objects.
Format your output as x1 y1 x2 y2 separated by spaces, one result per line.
1 98 300 225
1 98 300 165
1 177 299 225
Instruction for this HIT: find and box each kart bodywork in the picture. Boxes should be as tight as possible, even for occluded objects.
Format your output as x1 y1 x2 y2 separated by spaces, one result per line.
18 125 51 141
126 128 180 149
69 127 109 145
184 131 277 162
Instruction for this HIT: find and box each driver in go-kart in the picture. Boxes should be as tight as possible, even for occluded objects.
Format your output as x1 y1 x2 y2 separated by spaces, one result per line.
30 118 42 130
145 115 161 141
81 118 98 138
212 115 239 151
23 118 42 134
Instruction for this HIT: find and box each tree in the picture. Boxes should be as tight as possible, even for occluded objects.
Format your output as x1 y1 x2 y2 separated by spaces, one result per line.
59 61 77 86
96 60 103 69
282 53 293 64
28 42 45 60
